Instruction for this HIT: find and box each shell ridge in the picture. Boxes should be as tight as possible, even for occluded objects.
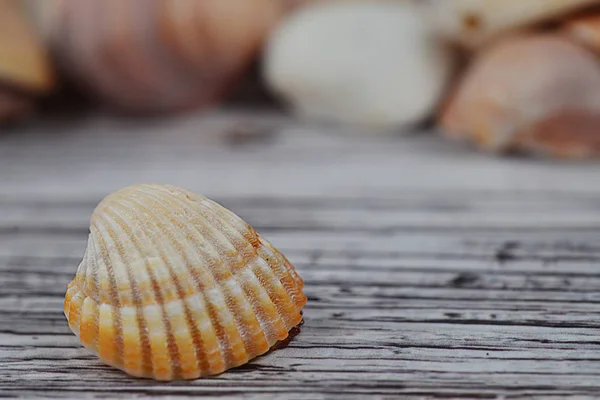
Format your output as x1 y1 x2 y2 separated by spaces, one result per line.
70 236 101 305
185 197 289 342
104 200 182 380
201 197 302 296
64 283 73 325
86 233 102 355
95 210 154 378
135 188 250 370
65 236 100 354
195 194 301 326
279 249 305 289
114 195 213 378
257 237 304 297
149 186 272 352
255 238 306 309
121 190 234 374
66 290 84 334
82 237 96 299
252 244 302 330
197 197 302 330
89 222 125 369
255 233 307 308
76 245 89 293
64 284 75 330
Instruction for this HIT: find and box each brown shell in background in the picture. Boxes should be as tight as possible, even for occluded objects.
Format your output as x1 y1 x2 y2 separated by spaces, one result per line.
0 0 55 123
30 0 297 114
422 0 600 49
565 12 600 53
0 90 34 123
440 34 600 159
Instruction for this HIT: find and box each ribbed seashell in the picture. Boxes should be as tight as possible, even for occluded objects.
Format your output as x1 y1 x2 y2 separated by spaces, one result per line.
64 184 307 380
25 0 301 114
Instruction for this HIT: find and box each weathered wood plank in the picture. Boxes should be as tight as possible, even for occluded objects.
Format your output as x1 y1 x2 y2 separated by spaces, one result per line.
2 110 600 399
7 194 600 231
2 110 600 199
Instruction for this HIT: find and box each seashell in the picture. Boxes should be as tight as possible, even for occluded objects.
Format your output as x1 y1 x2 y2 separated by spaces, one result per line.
440 33 600 158
421 0 600 49
564 12 600 54
64 184 307 380
22 0 66 46
0 0 55 122
27 0 299 114
263 1 457 130
0 90 34 124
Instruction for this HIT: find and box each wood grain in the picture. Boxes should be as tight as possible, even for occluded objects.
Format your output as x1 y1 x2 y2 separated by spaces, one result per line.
1 110 600 399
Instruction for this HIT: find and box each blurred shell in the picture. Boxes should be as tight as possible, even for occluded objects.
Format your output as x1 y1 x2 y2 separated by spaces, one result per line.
29 0 294 114
22 0 66 46
565 12 600 53
440 34 600 158
422 0 600 49
64 184 307 380
0 0 54 91
0 90 34 123
263 1 457 130
0 0 55 121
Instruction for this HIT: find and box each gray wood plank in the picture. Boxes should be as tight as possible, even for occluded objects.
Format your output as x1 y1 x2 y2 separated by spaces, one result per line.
2 109 600 399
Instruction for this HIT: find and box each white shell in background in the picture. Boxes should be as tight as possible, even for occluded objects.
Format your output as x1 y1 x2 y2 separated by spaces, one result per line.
421 0 600 49
263 1 457 130
64 184 307 380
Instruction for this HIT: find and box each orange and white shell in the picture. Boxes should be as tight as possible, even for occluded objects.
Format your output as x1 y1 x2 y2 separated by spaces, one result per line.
64 184 306 381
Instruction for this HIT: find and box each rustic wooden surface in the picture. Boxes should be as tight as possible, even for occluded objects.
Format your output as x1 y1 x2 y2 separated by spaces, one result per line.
2 109 600 399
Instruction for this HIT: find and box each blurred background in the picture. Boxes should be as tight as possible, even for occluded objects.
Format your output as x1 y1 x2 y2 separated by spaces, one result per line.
4 2 600 395
4 0 600 160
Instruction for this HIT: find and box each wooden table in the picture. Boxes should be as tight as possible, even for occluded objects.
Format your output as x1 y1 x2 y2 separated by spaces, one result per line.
2 109 600 399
